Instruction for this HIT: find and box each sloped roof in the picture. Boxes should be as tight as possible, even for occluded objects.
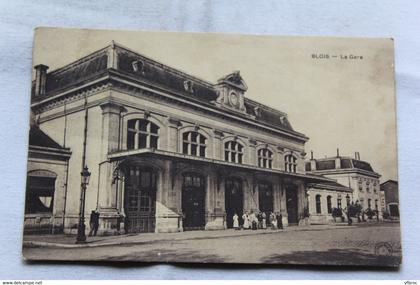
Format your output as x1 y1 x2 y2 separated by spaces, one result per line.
29 126 64 149
308 180 353 192
31 42 301 134
306 157 375 172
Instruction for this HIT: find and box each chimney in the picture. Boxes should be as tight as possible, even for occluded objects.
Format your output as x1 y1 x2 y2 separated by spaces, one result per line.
355 152 360 160
310 150 316 171
34 64 49 97
335 148 341 169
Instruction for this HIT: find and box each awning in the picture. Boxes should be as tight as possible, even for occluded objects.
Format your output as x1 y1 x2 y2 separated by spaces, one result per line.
108 148 333 183
108 148 335 183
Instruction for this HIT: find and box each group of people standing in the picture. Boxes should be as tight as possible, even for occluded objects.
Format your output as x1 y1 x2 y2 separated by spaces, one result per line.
232 211 283 230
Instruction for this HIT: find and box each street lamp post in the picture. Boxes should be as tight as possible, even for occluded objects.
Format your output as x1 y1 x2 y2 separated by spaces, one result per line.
76 166 91 243
346 194 352 226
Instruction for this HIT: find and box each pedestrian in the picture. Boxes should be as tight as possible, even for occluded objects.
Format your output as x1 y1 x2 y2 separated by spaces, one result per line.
88 209 100 236
269 212 276 230
124 215 130 234
276 212 283 229
233 212 239 230
345 206 352 226
242 212 250 229
88 210 96 236
262 211 267 229
250 211 257 230
257 211 263 229
116 211 124 235
271 214 278 230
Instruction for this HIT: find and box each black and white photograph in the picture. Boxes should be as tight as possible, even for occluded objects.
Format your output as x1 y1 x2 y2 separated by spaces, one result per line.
22 27 401 267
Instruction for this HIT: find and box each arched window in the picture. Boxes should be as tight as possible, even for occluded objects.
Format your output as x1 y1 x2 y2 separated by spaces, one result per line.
368 198 372 209
337 197 342 209
127 119 159 150
224 141 244 163
183 132 206 157
315 194 322 214
258 148 273 168
284 154 297 173
327 195 332 214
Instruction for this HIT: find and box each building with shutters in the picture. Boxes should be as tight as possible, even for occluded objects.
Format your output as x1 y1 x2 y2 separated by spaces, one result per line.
25 42 332 235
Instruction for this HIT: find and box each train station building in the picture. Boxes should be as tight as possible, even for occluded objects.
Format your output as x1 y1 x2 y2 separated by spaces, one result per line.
26 42 336 235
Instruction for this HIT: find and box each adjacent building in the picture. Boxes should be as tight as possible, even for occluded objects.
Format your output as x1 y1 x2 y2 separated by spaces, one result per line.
380 180 399 218
25 125 71 234
25 42 331 235
306 180 352 224
306 151 382 221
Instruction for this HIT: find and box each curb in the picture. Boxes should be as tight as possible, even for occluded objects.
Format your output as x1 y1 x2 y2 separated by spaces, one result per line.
23 228 294 249
22 224 359 249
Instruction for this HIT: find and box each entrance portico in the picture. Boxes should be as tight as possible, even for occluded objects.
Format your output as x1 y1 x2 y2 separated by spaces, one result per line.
104 148 330 234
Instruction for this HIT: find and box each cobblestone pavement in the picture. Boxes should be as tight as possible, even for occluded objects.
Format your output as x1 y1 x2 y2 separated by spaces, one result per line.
22 223 401 267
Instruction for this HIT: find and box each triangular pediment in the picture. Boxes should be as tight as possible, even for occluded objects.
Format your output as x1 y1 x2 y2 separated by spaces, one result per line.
217 71 248 91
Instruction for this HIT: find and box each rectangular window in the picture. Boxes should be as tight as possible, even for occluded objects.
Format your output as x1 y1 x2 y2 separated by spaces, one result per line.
238 153 243 164
139 134 147 148
191 144 197 156
184 176 192 187
183 142 188 154
150 136 158 148
25 177 56 214
199 146 206 157
150 124 159 134
139 120 148 132
127 131 135 149
190 132 198 143
141 172 151 187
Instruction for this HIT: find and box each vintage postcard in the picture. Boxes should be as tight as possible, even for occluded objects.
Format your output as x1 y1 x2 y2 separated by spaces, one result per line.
22 27 400 266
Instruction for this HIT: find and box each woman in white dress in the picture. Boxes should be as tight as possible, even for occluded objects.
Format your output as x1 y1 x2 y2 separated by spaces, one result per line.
233 213 239 230
242 212 250 229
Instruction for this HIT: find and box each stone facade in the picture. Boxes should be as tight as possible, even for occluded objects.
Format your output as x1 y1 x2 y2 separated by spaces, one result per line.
306 152 382 220
27 42 331 235
307 182 352 224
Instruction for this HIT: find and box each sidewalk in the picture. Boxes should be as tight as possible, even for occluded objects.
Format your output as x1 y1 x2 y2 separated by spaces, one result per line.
22 224 354 249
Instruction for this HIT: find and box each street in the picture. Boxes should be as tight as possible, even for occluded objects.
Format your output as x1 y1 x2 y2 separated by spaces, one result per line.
23 223 401 266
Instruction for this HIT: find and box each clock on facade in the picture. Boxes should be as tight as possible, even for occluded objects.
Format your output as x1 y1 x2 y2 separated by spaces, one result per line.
229 91 239 107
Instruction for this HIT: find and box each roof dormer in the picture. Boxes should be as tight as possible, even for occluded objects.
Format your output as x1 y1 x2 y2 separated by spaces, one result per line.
215 71 248 114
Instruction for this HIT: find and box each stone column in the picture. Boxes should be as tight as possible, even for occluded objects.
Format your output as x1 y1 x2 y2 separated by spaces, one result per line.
167 117 180 152
97 102 125 235
204 167 224 230
213 129 224 160
249 139 257 165
276 147 284 170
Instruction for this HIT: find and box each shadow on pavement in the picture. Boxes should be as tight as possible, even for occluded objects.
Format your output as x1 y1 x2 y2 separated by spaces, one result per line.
260 248 401 267
104 248 227 264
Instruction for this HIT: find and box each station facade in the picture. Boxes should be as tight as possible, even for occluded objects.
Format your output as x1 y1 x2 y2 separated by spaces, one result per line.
26 42 334 235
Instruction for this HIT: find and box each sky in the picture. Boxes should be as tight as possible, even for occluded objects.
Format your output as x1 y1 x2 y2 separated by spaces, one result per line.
32 27 398 181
